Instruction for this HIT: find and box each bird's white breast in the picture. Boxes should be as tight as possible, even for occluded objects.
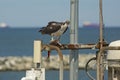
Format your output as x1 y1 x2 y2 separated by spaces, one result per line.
51 23 68 36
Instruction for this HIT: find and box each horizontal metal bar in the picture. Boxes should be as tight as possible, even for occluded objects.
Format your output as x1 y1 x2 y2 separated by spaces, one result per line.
49 40 108 50
59 43 108 50
48 40 120 50
60 44 97 49
60 44 120 50
103 46 120 50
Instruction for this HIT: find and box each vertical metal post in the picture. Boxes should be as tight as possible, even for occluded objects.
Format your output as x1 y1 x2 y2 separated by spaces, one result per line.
97 0 104 79
60 61 63 80
70 0 79 80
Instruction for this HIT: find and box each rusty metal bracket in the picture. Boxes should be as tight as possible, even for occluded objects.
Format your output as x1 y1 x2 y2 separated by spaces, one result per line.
42 44 63 61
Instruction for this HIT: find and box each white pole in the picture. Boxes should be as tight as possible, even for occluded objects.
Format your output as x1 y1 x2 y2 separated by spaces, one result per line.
70 0 79 80
33 40 42 68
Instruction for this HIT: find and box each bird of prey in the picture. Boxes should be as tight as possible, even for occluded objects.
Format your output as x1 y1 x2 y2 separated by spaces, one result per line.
39 20 70 41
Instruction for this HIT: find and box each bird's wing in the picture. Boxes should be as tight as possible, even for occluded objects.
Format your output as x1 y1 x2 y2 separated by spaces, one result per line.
45 24 61 34
39 24 61 34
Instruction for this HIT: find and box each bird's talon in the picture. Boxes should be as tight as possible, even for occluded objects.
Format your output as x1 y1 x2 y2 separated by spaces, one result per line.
45 57 50 62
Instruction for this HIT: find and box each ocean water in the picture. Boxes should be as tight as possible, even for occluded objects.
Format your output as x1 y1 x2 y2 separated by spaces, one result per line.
0 27 120 80
0 70 108 80
0 27 120 56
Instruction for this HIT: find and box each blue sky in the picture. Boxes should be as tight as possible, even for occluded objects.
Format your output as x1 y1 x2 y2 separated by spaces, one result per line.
0 0 120 27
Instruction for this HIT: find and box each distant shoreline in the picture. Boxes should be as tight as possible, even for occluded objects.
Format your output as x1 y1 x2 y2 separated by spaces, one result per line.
0 54 96 71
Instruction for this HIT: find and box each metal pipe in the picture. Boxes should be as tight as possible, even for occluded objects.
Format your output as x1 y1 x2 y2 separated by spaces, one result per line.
60 43 108 50
42 45 63 60
70 0 79 80
42 45 63 80
103 46 120 50
97 0 104 79
97 50 104 80
85 57 96 80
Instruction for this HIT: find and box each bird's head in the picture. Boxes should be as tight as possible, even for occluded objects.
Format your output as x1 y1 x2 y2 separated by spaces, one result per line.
65 20 70 25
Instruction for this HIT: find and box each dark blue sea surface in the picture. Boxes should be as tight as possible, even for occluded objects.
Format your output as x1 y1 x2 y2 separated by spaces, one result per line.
0 27 119 80
0 70 108 80
0 27 120 56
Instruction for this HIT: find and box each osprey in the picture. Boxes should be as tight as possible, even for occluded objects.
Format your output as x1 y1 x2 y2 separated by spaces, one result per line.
39 20 70 41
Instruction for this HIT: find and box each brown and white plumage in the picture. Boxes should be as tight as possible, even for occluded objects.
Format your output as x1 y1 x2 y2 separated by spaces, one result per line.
39 20 70 41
